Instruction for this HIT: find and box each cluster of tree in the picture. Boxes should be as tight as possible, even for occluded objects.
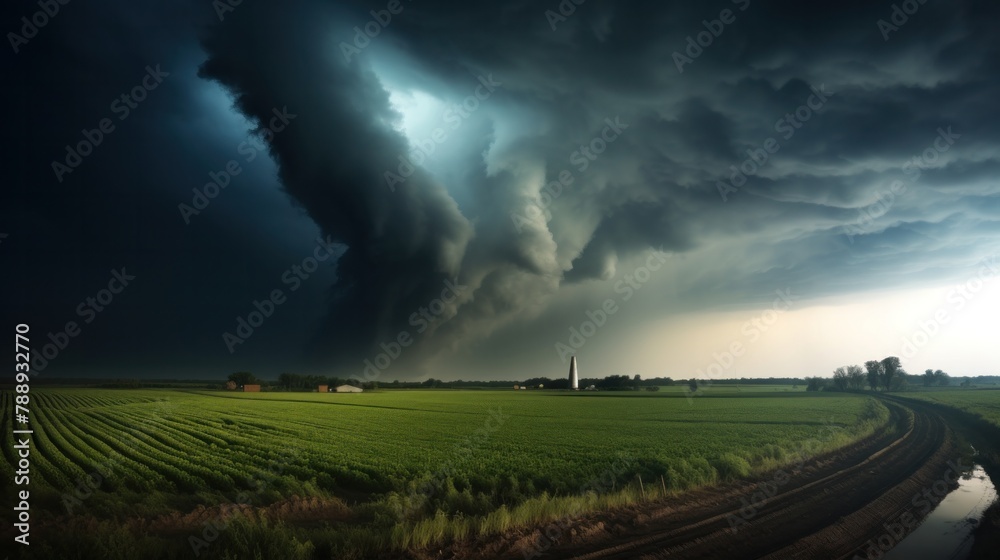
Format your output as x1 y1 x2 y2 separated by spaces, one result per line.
805 376 829 391
531 375 677 389
824 357 908 392
227 371 261 386
922 369 950 387
865 357 907 391
823 364 1000 393
830 365 866 391
522 377 569 389
594 374 638 390
581 375 674 390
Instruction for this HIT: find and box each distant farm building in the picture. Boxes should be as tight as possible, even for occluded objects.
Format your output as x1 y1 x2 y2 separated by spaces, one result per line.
317 384 329 393
243 384 261 392
334 385 363 393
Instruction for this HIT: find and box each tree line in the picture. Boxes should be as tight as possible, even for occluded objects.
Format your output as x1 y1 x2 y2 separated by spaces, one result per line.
223 372 679 391
808 357 953 392
226 371 377 391
226 367 972 393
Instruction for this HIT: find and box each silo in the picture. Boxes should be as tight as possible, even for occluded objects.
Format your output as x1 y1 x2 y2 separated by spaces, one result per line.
569 355 579 390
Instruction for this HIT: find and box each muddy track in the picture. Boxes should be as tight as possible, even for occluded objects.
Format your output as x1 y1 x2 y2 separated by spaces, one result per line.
449 397 956 560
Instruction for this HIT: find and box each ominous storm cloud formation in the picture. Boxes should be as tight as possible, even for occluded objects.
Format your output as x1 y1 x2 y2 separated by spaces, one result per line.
198 0 578 374
198 0 1000 376
198 2 475 372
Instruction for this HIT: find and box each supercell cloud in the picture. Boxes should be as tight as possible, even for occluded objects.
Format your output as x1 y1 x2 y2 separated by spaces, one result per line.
3 0 999 379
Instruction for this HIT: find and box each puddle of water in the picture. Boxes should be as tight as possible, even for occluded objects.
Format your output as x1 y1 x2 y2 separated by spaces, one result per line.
883 464 997 560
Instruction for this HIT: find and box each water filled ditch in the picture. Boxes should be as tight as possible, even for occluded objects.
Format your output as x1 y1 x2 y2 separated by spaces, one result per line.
883 463 997 560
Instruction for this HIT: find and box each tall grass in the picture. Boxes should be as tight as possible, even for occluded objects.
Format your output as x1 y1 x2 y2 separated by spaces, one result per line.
382 397 894 554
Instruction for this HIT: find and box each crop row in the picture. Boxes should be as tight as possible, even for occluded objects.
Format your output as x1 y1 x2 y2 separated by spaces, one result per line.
3 388 889 518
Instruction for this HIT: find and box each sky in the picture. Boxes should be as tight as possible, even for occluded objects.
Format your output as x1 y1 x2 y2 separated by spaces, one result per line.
2 0 998 382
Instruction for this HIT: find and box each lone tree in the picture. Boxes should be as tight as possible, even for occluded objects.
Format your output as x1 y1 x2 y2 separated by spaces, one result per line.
864 361 883 391
880 357 901 392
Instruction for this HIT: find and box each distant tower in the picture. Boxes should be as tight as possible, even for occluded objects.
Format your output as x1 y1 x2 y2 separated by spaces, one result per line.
569 356 579 390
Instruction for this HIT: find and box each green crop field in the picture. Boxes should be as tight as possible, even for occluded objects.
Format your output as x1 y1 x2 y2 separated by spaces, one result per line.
896 388 1000 428
2 388 890 559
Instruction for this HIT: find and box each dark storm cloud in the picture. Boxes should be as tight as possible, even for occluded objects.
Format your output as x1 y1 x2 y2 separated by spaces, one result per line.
196 0 999 377
198 1 478 373
5 0 999 379
2 1 341 377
